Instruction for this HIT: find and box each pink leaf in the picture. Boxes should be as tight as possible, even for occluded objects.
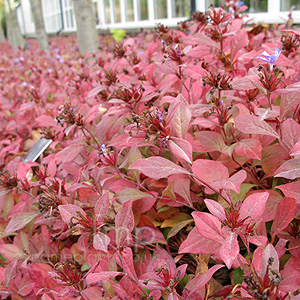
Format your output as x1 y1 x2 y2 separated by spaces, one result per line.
192 212 223 244
86 272 122 284
115 200 134 248
93 232 110 252
235 115 279 138
192 159 228 191
220 231 239 269
94 192 110 224
195 131 226 152
276 181 300 202
179 228 210 254
166 94 191 138
235 139 262 160
271 197 296 237
116 247 138 281
0 244 26 261
225 170 247 193
274 159 300 179
290 140 300 156
58 204 87 225
204 199 226 222
5 211 39 236
129 157 189 179
167 138 192 164
230 28 248 61
184 264 224 296
81 287 109 300
261 244 279 280
239 192 269 222
280 92 300 120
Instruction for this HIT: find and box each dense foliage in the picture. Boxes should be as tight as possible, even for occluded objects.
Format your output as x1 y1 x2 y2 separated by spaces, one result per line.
0 1 300 299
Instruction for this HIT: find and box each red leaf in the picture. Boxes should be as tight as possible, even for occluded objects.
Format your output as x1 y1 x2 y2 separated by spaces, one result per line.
0 244 26 261
116 247 138 282
166 94 191 138
195 131 227 153
280 92 300 121
93 232 110 252
274 159 300 179
115 200 134 248
261 244 279 280
225 170 247 193
230 28 248 61
219 231 239 269
86 272 122 284
276 181 300 202
129 157 189 179
239 192 269 222
280 119 300 151
192 159 228 191
94 192 110 224
271 197 296 237
204 199 226 222
5 211 39 236
235 115 279 138
184 264 224 296
58 204 87 224
167 138 192 164
192 212 223 244
235 139 262 160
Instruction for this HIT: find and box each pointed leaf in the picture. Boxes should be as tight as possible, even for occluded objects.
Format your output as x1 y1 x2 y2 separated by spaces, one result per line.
192 159 228 191
58 204 87 225
129 157 189 179
0 244 26 261
115 200 134 248
220 231 239 269
116 188 149 203
280 92 300 120
168 138 192 164
271 197 296 237
204 199 226 222
166 94 191 138
235 115 279 138
230 28 248 61
93 232 110 252
226 170 247 193
235 139 262 160
261 244 279 280
5 211 39 236
192 212 223 244
276 181 300 202
195 131 226 152
94 192 110 224
86 272 122 284
274 159 300 179
239 192 269 222
184 264 224 296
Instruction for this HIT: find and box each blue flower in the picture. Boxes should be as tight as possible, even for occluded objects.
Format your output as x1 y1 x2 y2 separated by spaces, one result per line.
257 48 281 70
236 1 244 6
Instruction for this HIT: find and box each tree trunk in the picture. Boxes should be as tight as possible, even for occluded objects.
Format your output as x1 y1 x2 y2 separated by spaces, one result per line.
72 0 99 55
0 21 5 43
4 0 25 50
29 0 49 51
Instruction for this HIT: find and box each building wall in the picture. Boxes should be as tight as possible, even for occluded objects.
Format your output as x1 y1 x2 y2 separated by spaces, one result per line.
17 0 300 37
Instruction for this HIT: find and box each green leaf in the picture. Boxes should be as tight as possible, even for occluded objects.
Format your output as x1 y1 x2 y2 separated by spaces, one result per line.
233 267 244 284
110 29 126 42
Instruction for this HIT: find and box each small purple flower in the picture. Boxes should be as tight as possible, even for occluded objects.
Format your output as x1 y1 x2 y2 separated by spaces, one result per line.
236 1 244 6
101 144 107 154
258 48 281 71
157 112 164 123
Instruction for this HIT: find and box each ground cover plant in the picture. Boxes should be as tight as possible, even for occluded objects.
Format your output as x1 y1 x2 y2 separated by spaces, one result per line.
0 1 300 299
